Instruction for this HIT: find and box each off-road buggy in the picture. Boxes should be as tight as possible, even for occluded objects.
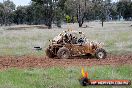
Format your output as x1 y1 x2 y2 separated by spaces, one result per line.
46 30 106 59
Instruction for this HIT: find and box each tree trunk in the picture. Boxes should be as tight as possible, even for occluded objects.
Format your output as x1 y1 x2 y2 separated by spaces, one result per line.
47 3 53 29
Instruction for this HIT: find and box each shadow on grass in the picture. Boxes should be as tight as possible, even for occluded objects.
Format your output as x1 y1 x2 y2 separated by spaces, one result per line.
52 54 96 59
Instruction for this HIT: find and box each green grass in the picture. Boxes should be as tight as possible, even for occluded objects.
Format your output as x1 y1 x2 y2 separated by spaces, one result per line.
0 65 131 88
0 21 132 56
0 22 132 88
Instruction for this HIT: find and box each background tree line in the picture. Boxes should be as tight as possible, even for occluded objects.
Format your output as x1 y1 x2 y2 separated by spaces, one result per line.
0 0 132 28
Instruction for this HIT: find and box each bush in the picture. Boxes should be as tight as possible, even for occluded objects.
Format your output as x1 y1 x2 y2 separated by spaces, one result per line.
65 15 71 23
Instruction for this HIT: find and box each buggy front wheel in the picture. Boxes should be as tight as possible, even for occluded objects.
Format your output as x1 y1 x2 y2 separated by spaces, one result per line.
95 48 107 59
57 47 70 59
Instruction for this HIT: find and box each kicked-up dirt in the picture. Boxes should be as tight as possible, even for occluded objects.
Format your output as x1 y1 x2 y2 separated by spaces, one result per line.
0 54 132 70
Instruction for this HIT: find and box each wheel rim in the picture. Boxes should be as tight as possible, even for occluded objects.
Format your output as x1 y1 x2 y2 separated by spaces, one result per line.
98 52 104 59
62 51 68 58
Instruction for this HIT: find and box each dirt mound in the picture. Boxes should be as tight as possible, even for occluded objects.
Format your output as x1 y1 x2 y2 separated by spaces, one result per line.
0 54 132 70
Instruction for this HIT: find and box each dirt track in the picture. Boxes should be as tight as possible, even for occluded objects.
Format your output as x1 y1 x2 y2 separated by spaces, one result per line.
0 54 132 69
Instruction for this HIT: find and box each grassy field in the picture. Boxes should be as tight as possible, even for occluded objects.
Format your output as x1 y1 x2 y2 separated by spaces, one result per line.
0 65 131 88
0 21 132 56
0 21 132 88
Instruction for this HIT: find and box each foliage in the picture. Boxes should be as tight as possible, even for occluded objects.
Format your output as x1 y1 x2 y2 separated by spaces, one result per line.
65 15 71 23
117 1 132 20
0 0 15 25
0 0 131 26
3 0 15 11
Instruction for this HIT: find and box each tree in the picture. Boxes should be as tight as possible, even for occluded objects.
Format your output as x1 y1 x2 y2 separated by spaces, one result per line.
31 0 53 28
31 0 67 28
109 3 118 20
0 3 5 25
13 6 27 24
3 0 16 25
4 0 15 11
64 0 90 27
117 1 132 20
25 5 34 25
0 0 131 26
31 2 45 25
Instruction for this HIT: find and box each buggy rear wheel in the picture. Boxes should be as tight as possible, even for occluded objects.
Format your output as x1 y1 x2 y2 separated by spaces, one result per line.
95 48 106 59
57 47 70 59
45 48 55 58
